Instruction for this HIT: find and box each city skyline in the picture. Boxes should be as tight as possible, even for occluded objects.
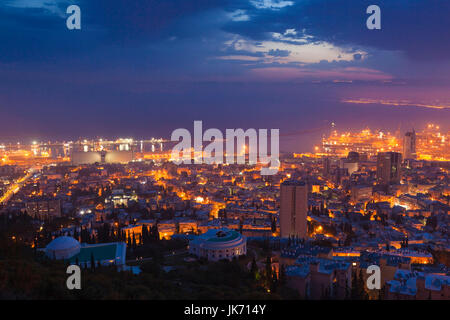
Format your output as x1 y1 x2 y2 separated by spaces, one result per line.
0 122 449 155
1 124 448 162
0 0 449 304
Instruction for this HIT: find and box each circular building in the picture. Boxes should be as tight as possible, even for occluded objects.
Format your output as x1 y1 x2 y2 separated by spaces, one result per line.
189 228 246 261
46 236 81 260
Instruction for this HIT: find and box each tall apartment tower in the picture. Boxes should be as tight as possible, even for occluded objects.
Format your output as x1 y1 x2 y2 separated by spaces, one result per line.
376 152 402 185
280 181 308 238
323 157 331 177
403 130 416 160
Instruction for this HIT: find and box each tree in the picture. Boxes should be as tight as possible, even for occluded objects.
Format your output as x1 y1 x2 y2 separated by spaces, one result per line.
351 269 359 299
271 217 276 233
250 257 258 280
345 283 350 300
271 269 278 293
279 264 286 285
90 252 95 271
127 232 131 247
149 224 159 241
142 225 149 245
265 256 272 288
357 269 368 300
132 232 137 250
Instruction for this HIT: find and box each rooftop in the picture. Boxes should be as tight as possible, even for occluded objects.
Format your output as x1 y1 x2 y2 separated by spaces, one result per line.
68 243 119 264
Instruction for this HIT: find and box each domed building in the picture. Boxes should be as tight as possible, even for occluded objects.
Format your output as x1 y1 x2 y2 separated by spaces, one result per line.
44 236 127 268
46 236 81 260
189 228 246 261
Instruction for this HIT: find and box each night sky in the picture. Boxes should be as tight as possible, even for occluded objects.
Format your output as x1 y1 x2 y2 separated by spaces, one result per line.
0 0 449 151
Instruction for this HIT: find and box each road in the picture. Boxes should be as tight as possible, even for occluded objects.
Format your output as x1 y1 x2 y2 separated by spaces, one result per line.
0 168 37 204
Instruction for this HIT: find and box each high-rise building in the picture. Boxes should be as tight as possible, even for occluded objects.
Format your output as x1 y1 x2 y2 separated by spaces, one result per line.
403 130 416 160
280 181 308 238
376 152 402 185
340 159 358 175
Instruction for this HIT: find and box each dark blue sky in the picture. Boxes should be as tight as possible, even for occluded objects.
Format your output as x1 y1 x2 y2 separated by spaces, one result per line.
0 0 449 151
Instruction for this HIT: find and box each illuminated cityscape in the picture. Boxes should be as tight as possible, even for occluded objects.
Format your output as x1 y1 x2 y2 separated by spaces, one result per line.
0 0 448 308
1 123 449 300
317 125 450 162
